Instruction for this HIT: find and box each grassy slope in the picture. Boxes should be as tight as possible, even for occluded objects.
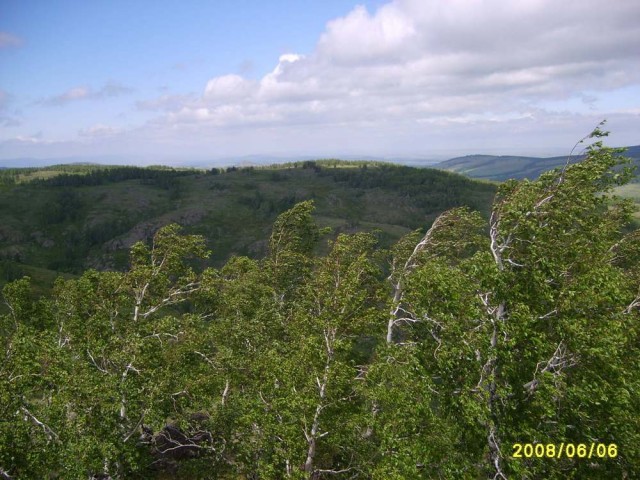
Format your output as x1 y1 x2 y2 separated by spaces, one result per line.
438 154 571 181
0 162 496 295
615 182 640 221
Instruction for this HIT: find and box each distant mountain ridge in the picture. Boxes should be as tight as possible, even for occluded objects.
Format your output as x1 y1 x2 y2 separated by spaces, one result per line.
3 146 639 178
0 154 440 169
437 145 640 181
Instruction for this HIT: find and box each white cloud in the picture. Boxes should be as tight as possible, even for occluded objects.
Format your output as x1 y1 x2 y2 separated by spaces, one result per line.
0 89 23 127
136 93 196 112
204 74 255 103
0 32 23 48
98 81 134 97
47 86 91 105
0 116 21 128
11 132 46 144
41 82 134 106
78 124 120 138
144 0 638 142
317 3 418 65
9 0 639 159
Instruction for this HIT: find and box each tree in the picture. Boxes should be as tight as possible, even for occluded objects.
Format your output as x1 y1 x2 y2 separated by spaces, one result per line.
289 232 383 477
394 130 640 478
0 225 212 478
267 200 322 299
1 132 638 479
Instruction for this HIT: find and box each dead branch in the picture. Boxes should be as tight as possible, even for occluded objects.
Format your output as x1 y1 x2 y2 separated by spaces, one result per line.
20 406 59 442
386 212 452 343
624 293 640 314
523 341 577 393
304 328 335 475
87 349 109 374
221 379 230 405
0 467 13 480
140 282 200 319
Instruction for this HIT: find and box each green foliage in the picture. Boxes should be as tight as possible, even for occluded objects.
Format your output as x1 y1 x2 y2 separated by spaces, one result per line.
34 165 194 188
0 161 495 285
40 188 84 224
269 200 320 258
0 137 638 479
395 138 640 478
268 200 322 297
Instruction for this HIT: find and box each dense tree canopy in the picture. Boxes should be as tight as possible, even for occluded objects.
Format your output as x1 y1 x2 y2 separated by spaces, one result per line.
1 137 638 479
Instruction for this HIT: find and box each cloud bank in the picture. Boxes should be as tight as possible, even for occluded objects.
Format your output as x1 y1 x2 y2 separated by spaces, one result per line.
41 82 134 106
0 32 23 49
3 0 640 159
139 0 640 154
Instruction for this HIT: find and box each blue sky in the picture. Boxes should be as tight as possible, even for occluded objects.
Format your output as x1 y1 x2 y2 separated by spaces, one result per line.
1 0 639 165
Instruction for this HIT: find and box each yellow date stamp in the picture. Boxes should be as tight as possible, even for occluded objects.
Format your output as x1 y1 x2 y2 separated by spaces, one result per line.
512 443 617 459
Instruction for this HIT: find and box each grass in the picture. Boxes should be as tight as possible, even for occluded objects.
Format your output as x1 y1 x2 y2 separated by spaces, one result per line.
614 183 640 220
0 262 77 313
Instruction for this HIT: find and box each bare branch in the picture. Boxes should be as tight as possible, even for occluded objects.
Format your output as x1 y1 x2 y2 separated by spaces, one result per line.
87 349 109 374
488 427 508 480
524 341 577 393
221 379 230 406
125 363 141 375
194 350 216 367
314 467 354 475
534 194 555 210
489 210 508 271
140 282 200 319
538 309 558 320
624 294 640 314
142 332 180 345
386 212 453 343
304 329 334 475
123 411 147 443
58 322 69 348
0 467 14 480
506 259 525 268
154 428 214 455
20 406 59 442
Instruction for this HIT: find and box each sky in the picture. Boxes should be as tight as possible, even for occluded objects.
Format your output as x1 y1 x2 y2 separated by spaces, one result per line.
1 0 639 166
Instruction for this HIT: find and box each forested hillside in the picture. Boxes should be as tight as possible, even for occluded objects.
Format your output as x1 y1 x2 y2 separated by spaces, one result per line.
0 161 494 295
1 138 639 479
438 145 640 181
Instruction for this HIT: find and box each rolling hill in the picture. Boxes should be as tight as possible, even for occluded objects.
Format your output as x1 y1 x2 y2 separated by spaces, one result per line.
0 161 496 294
438 145 640 181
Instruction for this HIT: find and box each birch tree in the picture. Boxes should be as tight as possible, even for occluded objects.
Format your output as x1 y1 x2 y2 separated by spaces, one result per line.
399 132 640 478
1 134 638 479
1 224 213 478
